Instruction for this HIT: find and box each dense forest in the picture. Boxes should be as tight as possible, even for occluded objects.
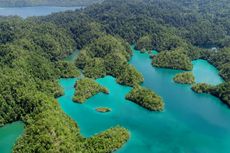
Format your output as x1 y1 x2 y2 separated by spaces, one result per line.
0 0 230 152
126 86 164 111
73 78 109 103
192 82 230 107
0 0 103 7
173 72 195 84
0 16 129 153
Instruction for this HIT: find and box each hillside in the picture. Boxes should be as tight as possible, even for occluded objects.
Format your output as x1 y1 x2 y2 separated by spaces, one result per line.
0 0 230 152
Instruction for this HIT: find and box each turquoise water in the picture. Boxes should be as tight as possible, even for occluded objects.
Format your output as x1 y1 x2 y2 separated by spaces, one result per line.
0 6 81 18
151 50 159 55
192 59 224 85
0 122 24 153
58 49 230 153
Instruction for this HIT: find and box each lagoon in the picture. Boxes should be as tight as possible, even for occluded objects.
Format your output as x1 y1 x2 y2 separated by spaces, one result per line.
192 59 224 85
0 122 24 153
0 6 81 18
58 48 230 153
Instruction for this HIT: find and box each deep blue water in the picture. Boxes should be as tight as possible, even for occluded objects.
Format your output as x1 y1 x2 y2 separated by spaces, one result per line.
0 6 81 18
58 48 230 153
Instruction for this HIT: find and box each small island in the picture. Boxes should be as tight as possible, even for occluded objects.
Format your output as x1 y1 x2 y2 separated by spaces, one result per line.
126 86 164 111
73 78 109 103
152 50 193 70
96 107 112 113
173 72 195 84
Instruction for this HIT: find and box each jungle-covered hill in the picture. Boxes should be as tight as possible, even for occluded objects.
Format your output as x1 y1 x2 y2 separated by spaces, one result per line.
1 0 230 152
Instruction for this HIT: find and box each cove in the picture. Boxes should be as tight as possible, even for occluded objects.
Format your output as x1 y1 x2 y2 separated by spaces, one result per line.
0 121 24 153
192 59 224 85
58 48 230 153
0 6 81 18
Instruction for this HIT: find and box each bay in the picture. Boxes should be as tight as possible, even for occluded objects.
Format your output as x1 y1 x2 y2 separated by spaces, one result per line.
58 48 230 153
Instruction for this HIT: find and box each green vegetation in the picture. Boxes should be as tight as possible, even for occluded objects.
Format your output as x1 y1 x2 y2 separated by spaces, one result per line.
35 0 230 81
73 78 109 103
0 0 103 7
0 15 129 152
116 65 144 87
152 50 193 70
83 0 230 49
75 35 144 86
173 72 195 84
202 48 230 81
191 83 213 94
192 82 230 107
83 126 129 153
126 86 164 111
0 18 72 126
83 58 106 79
212 82 230 107
220 64 230 82
1 0 230 152
135 35 152 52
96 107 111 113
14 101 129 152
55 61 81 78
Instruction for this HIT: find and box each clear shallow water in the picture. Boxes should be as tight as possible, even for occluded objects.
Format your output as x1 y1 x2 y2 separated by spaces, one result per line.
58 48 230 153
192 59 224 85
0 6 81 18
0 122 24 153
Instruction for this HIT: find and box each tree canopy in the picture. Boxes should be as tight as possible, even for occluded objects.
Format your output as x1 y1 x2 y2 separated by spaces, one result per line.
1 0 230 152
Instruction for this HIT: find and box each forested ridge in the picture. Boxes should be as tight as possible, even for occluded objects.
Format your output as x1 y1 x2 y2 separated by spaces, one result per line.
0 0 230 152
0 16 129 153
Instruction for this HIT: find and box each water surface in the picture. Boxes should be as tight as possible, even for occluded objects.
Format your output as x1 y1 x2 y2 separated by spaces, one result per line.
0 6 81 18
192 59 224 85
0 122 24 153
58 49 230 153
